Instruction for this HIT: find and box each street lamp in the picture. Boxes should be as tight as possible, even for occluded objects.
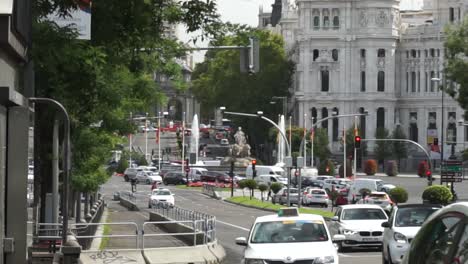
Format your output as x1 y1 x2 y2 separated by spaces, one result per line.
432 77 444 183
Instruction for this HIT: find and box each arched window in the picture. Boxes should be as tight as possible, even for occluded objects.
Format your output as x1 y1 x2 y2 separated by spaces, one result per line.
360 49 366 58
311 108 317 124
321 70 329 92
313 49 319 61
332 49 338 61
332 108 339 141
411 72 416 92
323 16 330 27
359 108 366 138
377 71 385 92
313 16 320 28
449 7 455 22
360 71 366 92
333 16 339 28
377 108 385 129
321 108 328 130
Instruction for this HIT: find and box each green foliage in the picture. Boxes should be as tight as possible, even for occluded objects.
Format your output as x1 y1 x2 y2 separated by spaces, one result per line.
386 160 398 176
243 179 258 200
312 128 331 162
418 161 429 177
116 159 129 174
359 188 371 198
375 128 392 164
238 179 247 189
192 29 294 145
258 184 268 192
422 185 453 205
391 126 408 162
339 160 352 178
318 159 335 176
270 182 283 194
364 159 378 175
137 155 148 166
389 187 408 204
445 17 468 115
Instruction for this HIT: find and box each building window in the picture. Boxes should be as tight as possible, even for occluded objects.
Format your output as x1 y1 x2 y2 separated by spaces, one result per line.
321 70 329 92
359 107 366 138
406 50 409 58
430 71 435 92
411 49 417 58
425 50 428 57
430 48 435 57
425 72 428 92
436 49 440 57
313 16 320 28
377 71 385 92
321 108 328 130
428 112 437 129
323 16 330 27
418 50 421 57
409 112 418 142
411 72 416 92
406 72 409 92
377 108 385 128
417 72 420 92
332 107 339 141
450 7 455 22
360 49 366 58
313 49 319 61
332 49 338 61
360 71 366 92
333 16 339 28
378 49 386 57
311 108 317 124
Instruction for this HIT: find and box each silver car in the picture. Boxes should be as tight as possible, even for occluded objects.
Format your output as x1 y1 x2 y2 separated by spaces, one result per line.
272 188 299 205
382 204 441 264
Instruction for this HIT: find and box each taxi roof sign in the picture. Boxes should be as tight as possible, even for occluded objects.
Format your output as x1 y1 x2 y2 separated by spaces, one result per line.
278 208 299 217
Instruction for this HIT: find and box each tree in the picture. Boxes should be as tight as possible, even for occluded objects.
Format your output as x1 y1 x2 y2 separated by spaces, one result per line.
374 128 392 171
422 185 453 205
445 18 468 115
389 187 408 205
270 183 283 195
243 179 258 200
318 159 335 176
258 184 268 201
312 128 331 163
192 28 294 152
391 126 408 168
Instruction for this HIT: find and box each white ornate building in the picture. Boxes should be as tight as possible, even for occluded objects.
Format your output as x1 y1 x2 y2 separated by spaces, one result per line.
260 0 468 157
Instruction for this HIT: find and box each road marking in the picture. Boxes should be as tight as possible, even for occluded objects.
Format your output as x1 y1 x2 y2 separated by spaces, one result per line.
216 220 250 232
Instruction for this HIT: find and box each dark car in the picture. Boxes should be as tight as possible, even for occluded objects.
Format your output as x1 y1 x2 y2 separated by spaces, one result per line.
163 172 187 185
294 178 324 189
200 171 232 183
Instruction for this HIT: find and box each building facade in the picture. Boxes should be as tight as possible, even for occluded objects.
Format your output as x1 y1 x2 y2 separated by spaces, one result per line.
260 0 467 157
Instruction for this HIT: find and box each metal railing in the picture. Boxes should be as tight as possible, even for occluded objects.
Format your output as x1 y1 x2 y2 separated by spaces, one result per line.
142 220 204 249
202 184 218 197
72 222 140 249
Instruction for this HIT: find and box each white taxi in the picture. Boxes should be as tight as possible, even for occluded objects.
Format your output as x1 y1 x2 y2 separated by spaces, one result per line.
235 208 344 264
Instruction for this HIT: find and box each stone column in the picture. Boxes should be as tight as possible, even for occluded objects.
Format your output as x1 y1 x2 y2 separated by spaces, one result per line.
418 108 426 146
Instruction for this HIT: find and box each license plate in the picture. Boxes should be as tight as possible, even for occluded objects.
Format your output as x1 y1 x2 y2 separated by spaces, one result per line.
314 196 323 198
362 237 379 241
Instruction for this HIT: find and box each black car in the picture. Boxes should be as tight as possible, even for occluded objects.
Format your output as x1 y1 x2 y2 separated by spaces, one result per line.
200 171 231 183
301 178 324 189
163 172 187 185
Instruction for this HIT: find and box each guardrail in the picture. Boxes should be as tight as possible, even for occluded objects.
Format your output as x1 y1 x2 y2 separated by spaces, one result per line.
118 191 136 203
72 222 140 249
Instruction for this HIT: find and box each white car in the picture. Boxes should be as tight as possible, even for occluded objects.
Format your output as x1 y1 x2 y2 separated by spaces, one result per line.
329 204 388 252
358 191 394 211
136 170 162 185
235 208 344 264
302 188 329 207
323 178 352 193
148 188 175 208
401 202 468 264
382 204 441 264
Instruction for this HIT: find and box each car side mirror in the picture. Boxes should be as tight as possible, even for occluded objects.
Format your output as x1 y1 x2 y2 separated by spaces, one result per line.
235 237 247 246
332 234 345 242
381 221 390 228
331 216 339 221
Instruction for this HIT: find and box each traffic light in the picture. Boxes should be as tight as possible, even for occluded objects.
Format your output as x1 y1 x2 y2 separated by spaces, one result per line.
434 138 439 145
252 159 257 178
354 136 361 149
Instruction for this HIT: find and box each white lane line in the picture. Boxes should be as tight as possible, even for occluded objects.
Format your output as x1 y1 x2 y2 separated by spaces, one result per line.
216 220 250 232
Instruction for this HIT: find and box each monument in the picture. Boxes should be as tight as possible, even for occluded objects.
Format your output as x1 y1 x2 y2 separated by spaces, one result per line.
223 127 253 167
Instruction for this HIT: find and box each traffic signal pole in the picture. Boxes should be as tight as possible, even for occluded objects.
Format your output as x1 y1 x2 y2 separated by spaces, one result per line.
354 116 357 178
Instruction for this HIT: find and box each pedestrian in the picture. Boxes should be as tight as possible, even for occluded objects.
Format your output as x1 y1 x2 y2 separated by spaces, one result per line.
151 181 158 190
267 182 272 201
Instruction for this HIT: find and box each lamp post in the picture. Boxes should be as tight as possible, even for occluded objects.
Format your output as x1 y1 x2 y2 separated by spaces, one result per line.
432 77 444 184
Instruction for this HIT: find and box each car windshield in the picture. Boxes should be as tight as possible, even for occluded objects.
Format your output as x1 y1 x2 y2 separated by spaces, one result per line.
342 208 387 220
251 220 328 243
395 207 439 227
152 190 171 196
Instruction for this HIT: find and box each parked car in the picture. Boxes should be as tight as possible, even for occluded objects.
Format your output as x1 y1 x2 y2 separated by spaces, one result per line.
272 188 300 205
235 208 344 264
302 188 329 207
329 204 388 252
123 167 139 182
301 178 324 189
382 204 441 264
348 178 385 203
189 167 208 181
200 171 232 183
148 188 175 208
358 191 394 211
135 171 162 185
163 172 187 185
315 175 335 183
401 202 468 264
323 178 352 193
380 183 397 193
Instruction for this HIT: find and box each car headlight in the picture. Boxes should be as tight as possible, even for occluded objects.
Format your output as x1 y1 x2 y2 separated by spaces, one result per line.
314 256 335 264
393 232 407 243
244 259 264 264
343 229 357 235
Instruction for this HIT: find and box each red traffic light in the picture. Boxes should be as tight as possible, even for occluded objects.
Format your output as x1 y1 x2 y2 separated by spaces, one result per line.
426 170 431 177
354 136 361 148
252 159 257 165
355 136 361 142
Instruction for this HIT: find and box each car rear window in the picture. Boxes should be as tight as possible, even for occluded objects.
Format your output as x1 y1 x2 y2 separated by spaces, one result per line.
311 190 325 195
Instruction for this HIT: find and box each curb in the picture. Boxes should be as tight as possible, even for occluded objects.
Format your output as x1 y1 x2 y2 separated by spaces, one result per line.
223 200 332 221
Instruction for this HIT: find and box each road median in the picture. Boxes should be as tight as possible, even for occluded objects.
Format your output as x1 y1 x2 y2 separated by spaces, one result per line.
225 196 334 218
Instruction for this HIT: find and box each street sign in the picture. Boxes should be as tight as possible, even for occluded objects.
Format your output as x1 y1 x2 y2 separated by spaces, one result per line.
441 160 463 183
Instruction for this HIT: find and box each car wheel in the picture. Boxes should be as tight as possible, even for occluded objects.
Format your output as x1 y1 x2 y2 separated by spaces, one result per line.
337 242 347 253
124 175 129 182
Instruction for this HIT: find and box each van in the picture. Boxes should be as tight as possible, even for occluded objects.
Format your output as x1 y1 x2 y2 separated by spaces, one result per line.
189 168 208 181
255 174 288 186
246 165 285 178
347 178 384 203
290 167 318 177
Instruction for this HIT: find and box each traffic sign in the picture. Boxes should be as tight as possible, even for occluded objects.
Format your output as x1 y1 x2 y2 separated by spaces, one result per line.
441 159 463 183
